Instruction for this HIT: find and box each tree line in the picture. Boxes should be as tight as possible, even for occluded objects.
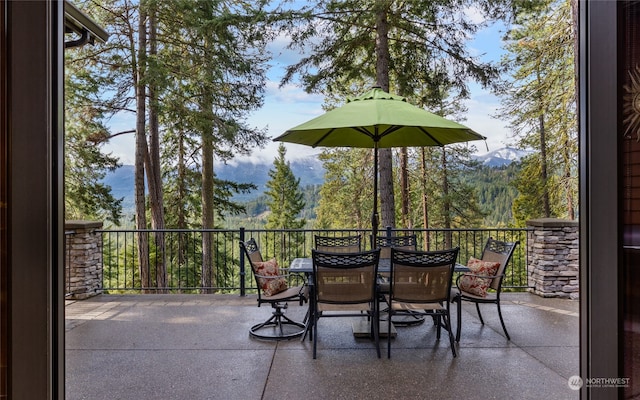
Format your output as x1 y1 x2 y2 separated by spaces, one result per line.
64 0 577 290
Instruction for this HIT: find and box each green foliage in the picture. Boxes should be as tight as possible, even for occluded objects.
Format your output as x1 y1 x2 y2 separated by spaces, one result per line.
315 148 374 229
278 0 511 99
405 146 486 229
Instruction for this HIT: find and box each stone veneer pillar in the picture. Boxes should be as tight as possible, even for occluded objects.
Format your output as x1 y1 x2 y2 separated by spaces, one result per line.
526 218 579 299
65 220 103 299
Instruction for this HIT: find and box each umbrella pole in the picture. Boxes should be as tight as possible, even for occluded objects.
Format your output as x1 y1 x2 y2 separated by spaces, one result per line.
371 145 379 248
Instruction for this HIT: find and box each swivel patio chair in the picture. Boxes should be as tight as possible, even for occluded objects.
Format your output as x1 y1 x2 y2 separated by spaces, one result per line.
386 247 459 358
452 237 519 341
311 248 381 359
240 238 308 340
314 234 362 253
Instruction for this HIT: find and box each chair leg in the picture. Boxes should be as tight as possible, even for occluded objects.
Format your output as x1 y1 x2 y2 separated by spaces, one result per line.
456 297 462 342
387 305 392 358
475 302 484 324
444 313 457 358
313 313 318 359
373 307 381 358
497 302 511 340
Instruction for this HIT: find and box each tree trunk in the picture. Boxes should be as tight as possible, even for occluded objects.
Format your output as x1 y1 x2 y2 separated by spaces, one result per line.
441 148 452 249
135 4 150 291
375 5 396 230
535 70 551 218
400 147 410 228
147 5 166 292
538 114 551 217
421 148 430 250
201 90 215 293
177 132 187 266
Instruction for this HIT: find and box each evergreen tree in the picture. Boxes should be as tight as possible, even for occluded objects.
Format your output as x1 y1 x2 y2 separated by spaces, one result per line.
496 0 578 225
64 56 123 225
275 0 512 229
265 144 306 230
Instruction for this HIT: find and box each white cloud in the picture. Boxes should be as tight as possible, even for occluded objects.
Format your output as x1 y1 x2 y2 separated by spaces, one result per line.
463 5 487 25
463 91 513 154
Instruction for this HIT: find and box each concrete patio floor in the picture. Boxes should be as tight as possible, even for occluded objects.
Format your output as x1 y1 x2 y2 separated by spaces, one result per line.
65 292 579 400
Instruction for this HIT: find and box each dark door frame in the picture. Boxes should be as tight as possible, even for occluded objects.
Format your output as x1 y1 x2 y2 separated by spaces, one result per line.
2 1 65 398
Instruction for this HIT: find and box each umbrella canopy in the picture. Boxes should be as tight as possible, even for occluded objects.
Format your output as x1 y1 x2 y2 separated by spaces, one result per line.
273 87 486 148
273 87 486 242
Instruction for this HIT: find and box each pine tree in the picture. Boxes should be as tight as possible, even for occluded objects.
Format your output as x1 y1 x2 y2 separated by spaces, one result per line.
265 144 306 230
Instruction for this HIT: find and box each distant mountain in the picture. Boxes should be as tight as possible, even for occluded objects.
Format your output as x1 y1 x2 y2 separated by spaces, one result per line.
472 147 531 167
104 164 135 211
102 156 325 208
216 156 325 201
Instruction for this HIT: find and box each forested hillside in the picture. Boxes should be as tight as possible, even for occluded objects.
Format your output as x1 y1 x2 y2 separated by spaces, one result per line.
104 154 522 228
462 163 521 227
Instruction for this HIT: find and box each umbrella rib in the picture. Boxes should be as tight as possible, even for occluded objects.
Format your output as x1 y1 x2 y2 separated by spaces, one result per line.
312 128 337 147
353 126 376 140
417 127 445 147
377 125 403 141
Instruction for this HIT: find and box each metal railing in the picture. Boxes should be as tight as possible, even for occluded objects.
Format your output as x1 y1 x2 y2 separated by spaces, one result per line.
95 227 531 295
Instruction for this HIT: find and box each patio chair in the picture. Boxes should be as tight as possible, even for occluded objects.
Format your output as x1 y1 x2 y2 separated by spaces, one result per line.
452 237 519 341
311 248 381 359
240 238 308 340
374 234 417 259
314 234 362 253
386 247 459 358
373 235 423 326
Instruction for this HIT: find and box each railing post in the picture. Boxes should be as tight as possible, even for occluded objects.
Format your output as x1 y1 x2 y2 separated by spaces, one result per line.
385 226 392 238
239 227 246 297
65 220 103 299
526 218 579 298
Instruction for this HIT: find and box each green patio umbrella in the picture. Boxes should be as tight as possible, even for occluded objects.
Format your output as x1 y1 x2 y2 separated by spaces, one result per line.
273 87 486 241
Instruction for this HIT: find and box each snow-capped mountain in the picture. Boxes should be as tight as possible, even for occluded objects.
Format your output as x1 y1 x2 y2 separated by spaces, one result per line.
472 147 531 167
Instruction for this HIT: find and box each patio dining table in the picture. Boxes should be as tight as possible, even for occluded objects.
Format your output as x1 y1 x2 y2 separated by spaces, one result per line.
289 257 470 274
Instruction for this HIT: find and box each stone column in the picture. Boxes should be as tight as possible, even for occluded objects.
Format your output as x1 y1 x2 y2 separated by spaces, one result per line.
526 218 579 298
65 220 103 299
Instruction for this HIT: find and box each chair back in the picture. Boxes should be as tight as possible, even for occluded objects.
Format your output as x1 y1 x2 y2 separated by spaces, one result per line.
240 238 267 295
390 247 459 304
314 235 362 253
240 238 263 268
312 249 380 305
480 238 519 291
374 235 417 259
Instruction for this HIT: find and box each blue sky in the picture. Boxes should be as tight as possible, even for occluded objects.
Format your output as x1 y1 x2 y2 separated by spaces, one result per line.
104 15 513 165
